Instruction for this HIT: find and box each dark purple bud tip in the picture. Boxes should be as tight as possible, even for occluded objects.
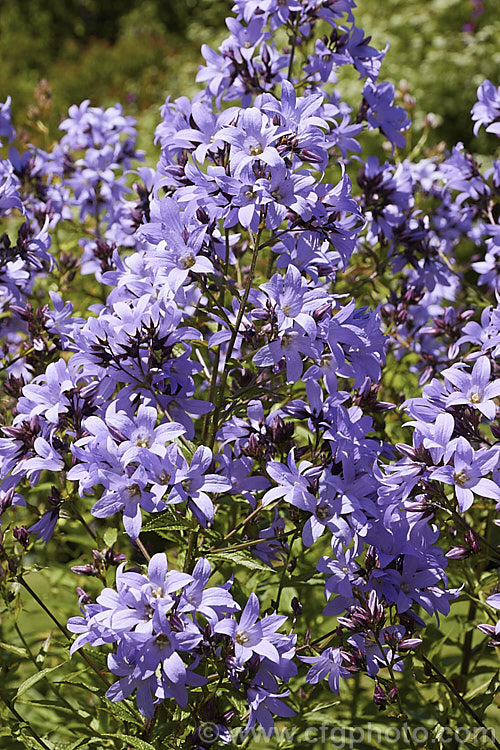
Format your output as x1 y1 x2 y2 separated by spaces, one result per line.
13 526 30 547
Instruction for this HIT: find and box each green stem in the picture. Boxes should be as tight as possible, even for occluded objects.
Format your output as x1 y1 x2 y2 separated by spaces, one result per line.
0 687 53 750
136 536 151 562
69 499 98 543
0 347 35 372
384 656 417 750
207 501 267 551
208 225 263 450
458 597 477 699
422 656 500 750
18 575 110 688
202 230 231 445
286 29 297 81
183 529 199 573
274 533 298 611
297 627 339 652
351 672 360 719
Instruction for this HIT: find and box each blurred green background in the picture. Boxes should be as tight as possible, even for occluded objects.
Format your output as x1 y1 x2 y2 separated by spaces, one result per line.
0 0 498 155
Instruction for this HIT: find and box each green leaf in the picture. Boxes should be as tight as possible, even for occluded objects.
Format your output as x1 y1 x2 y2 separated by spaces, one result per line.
103 528 118 547
0 641 29 658
101 735 156 750
208 549 272 572
103 698 143 726
53 680 100 694
15 663 66 700
142 512 193 533
18 734 54 750
302 700 341 715
466 670 500 718
19 700 92 722
117 736 157 750
61 740 95 750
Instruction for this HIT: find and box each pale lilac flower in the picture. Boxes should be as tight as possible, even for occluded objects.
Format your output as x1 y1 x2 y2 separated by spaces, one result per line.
430 437 500 512
443 357 500 420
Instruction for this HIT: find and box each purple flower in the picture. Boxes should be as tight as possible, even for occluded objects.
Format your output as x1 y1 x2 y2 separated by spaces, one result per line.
471 80 500 137
430 437 500 512
244 686 295 736
214 592 285 663
217 108 283 180
362 81 410 149
262 449 317 512
22 437 64 481
165 445 232 526
253 330 321 382
28 507 60 544
178 557 240 624
89 464 156 539
300 647 344 693
442 356 500 420
0 97 15 145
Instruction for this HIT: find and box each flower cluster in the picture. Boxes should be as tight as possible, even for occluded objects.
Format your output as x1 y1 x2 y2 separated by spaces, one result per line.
0 0 499 744
69 553 296 736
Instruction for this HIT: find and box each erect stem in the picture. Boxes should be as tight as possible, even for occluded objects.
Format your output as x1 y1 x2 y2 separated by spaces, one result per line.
18 575 110 688
183 529 199 573
296 626 341 653
202 230 231 445
13 621 76 713
68 497 98 543
136 536 151 562
456 507 494 699
379 646 417 750
208 225 263 450
274 532 298 611
19 575 71 638
286 20 298 81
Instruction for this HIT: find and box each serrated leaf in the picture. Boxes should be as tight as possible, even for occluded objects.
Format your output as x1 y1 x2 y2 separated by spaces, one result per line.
154 529 185 543
118 736 157 750
142 512 193 533
302 700 341 715
208 549 272 572
52 668 88 683
61 740 93 750
81 648 107 671
101 735 156 750
15 663 66 700
19 734 54 750
103 697 143 725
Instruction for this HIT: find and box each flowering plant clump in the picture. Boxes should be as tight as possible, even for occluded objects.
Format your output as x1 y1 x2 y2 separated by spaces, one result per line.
0 2 500 749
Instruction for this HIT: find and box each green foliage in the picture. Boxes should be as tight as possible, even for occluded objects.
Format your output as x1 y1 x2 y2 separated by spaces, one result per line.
2 0 498 154
353 0 500 153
